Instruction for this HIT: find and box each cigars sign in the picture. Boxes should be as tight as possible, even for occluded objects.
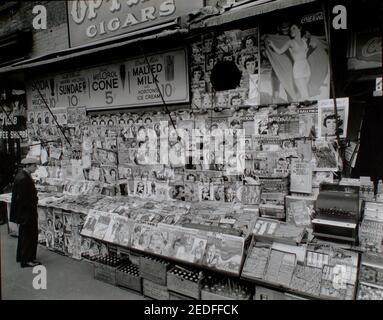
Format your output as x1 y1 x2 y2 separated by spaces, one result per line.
26 49 189 111
67 0 203 47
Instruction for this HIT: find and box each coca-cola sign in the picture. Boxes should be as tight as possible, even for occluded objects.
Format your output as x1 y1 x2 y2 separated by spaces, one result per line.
348 30 382 70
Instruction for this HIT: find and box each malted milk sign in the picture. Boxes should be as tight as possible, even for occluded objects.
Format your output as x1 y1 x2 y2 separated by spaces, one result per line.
26 49 189 111
67 0 203 47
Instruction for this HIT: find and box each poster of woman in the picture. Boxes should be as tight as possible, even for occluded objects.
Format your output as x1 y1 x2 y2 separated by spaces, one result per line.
260 6 330 104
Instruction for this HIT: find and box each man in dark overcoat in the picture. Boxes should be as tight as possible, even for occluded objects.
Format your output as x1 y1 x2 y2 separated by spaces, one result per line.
10 158 41 268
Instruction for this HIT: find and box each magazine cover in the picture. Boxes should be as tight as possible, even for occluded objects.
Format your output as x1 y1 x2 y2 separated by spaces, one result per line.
92 212 112 240
64 234 73 256
240 184 261 205
202 233 244 275
267 112 300 138
290 160 313 194
130 223 153 252
101 165 118 185
53 209 64 234
285 196 316 226
259 5 330 104
298 102 318 137
80 210 100 238
37 207 47 245
63 211 72 233
146 227 172 257
45 230 55 250
215 234 245 274
103 215 132 247
312 171 334 187
71 214 83 260
312 140 339 171
199 183 213 201
133 179 147 198
318 98 349 139
173 230 207 264
211 183 225 202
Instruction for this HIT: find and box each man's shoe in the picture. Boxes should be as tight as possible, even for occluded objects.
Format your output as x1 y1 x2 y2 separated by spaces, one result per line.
21 261 41 268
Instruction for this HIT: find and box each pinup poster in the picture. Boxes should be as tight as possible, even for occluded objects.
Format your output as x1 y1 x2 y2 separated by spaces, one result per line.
260 6 330 104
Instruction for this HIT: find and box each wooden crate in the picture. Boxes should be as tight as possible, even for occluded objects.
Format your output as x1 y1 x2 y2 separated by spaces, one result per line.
167 268 202 299
116 263 142 293
140 255 170 286
94 262 117 286
254 286 286 300
143 279 169 300
169 291 195 300
201 290 236 300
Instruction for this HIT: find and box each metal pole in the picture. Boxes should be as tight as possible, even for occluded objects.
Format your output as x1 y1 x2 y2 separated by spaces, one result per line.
322 0 345 174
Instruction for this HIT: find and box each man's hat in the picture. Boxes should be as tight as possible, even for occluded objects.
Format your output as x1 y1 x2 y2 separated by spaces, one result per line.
21 157 39 165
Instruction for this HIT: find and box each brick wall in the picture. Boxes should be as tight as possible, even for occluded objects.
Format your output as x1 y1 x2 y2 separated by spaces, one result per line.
0 1 69 59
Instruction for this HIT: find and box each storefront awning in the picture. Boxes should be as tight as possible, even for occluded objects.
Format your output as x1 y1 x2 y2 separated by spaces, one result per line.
190 0 319 29
0 28 188 76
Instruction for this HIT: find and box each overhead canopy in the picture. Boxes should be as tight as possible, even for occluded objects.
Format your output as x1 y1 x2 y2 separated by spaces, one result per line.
0 28 188 76
189 0 319 29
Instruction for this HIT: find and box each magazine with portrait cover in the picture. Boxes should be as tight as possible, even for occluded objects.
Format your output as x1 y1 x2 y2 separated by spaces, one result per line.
45 230 55 250
259 4 330 104
267 112 300 139
64 233 73 256
211 183 225 202
199 182 213 201
145 227 173 257
285 195 316 226
92 211 112 240
63 211 72 233
290 160 313 194
103 215 132 247
169 182 195 202
318 98 349 139
133 179 147 198
101 165 118 185
80 210 100 238
53 209 64 233
54 229 65 253
130 223 153 252
223 182 242 203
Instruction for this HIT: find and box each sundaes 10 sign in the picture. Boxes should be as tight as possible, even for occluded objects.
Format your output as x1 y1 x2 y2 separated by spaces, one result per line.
67 0 203 47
